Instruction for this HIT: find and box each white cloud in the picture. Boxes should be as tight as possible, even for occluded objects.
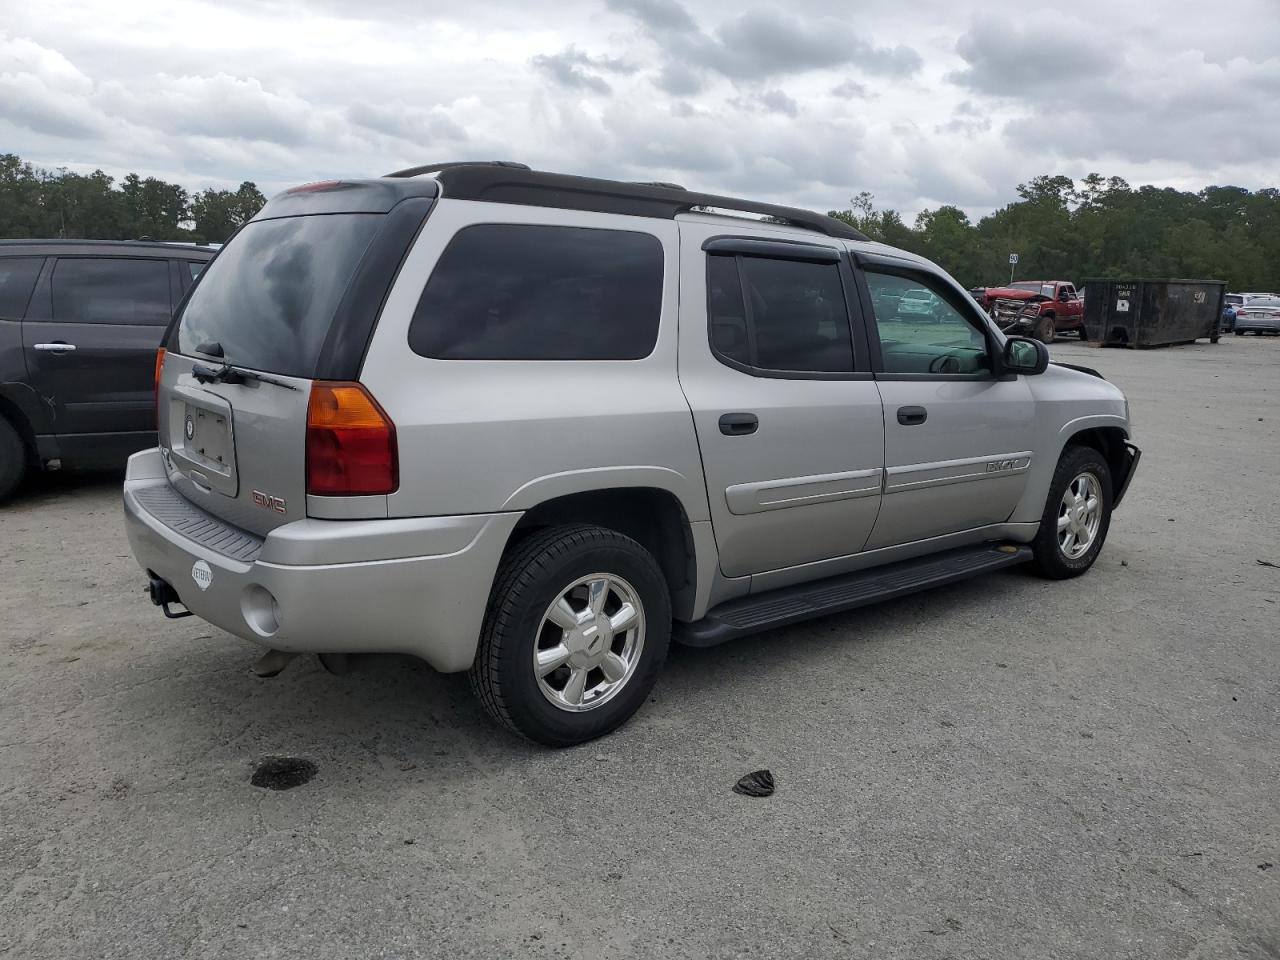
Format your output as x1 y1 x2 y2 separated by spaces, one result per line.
0 0 1275 219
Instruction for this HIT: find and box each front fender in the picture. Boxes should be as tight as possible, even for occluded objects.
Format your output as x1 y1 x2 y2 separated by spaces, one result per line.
1010 413 1131 523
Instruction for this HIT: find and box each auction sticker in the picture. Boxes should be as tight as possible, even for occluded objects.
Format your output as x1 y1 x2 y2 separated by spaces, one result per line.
191 560 213 592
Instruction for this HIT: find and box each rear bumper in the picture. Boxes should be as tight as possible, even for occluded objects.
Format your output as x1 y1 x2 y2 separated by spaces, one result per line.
1112 441 1141 509
122 449 521 672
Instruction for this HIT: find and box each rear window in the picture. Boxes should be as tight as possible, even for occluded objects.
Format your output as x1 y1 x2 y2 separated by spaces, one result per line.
175 214 381 376
0 257 42 319
52 258 171 325
708 254 854 374
408 224 663 360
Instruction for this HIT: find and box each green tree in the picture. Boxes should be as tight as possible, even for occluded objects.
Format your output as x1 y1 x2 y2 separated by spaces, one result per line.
189 181 267 243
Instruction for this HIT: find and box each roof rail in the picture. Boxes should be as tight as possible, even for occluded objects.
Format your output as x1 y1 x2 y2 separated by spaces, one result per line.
384 160 530 178
384 163 867 241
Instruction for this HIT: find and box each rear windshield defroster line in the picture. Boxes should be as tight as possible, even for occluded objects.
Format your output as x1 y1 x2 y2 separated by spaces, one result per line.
174 214 382 378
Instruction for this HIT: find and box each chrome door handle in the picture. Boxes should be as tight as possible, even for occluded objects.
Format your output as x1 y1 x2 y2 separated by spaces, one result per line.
33 342 76 353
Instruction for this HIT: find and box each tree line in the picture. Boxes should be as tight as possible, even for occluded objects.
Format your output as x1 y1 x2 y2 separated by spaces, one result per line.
1 154 1276 290
829 174 1279 292
0 154 266 245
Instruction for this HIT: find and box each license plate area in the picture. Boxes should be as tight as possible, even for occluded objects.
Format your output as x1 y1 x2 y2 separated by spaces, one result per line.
166 386 239 497
183 405 232 471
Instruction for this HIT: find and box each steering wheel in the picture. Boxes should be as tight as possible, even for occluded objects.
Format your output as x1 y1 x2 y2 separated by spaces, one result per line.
928 353 961 374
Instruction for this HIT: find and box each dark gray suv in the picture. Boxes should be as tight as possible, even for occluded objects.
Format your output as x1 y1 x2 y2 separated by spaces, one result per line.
0 239 215 500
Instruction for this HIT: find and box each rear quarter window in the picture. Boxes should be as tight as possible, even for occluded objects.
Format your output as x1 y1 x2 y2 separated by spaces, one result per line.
408 224 663 360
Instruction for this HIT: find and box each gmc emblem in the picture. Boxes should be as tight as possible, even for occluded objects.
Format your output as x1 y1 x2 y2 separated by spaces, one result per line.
252 490 287 513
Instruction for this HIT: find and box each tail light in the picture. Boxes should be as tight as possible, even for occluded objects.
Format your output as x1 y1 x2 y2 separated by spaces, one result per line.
305 381 398 496
154 347 166 421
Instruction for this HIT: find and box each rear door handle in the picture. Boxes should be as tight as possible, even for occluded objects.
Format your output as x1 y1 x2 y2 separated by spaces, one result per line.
897 405 927 426
33 342 76 353
719 412 759 436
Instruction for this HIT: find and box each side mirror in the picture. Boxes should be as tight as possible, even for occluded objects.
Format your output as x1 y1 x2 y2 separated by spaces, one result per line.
1059 290 1070 302
1003 336 1049 375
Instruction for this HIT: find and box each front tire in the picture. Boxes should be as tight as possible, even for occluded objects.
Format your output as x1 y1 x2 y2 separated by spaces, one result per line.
0 417 27 503
469 524 671 747
1031 445 1113 579
1034 316 1056 343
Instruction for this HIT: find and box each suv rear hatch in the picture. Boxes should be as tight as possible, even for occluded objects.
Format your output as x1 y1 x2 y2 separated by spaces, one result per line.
158 179 436 536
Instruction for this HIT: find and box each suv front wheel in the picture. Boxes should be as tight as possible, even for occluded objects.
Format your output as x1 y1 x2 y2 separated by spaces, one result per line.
470 524 671 747
1031 445 1114 579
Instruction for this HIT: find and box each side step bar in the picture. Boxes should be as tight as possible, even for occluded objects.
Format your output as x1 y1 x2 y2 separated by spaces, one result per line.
676 543 1034 647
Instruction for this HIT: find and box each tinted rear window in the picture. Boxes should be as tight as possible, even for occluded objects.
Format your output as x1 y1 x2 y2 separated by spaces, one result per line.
52 258 171 325
0 257 42 319
175 214 381 376
709 254 854 373
408 224 663 360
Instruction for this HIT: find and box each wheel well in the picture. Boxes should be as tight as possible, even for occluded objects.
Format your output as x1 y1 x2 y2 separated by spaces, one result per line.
507 488 698 620
1065 427 1128 497
0 397 36 465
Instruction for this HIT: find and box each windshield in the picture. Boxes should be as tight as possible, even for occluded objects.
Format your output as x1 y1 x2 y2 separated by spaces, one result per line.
175 214 381 377
1011 282 1055 296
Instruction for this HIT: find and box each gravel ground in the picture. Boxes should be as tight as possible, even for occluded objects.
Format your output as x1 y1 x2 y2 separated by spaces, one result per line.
2 335 1277 960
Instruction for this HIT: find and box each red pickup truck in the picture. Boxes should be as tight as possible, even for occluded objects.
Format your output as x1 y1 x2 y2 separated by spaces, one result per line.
978 281 1085 342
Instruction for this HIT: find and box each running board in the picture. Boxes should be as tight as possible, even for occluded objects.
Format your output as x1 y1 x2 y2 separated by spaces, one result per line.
676 543 1034 647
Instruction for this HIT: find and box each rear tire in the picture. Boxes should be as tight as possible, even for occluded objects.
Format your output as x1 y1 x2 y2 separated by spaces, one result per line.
0 417 27 503
469 524 671 747
1031 445 1113 580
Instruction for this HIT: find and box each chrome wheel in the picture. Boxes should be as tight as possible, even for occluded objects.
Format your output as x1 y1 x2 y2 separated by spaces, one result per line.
534 573 645 713
1057 471 1102 560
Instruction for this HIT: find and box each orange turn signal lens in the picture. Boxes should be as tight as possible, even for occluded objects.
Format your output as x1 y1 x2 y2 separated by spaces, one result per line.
305 381 398 496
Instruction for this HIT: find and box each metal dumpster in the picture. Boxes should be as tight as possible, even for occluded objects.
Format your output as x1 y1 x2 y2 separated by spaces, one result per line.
1082 278 1225 348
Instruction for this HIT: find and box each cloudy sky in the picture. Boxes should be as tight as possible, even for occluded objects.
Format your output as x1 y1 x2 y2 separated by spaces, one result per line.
2 0 1277 218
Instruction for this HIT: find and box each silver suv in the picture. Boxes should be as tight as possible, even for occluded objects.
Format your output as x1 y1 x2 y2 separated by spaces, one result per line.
124 162 1140 746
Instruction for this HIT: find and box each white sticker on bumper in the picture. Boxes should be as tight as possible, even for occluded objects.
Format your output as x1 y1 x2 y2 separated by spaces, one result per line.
191 560 213 592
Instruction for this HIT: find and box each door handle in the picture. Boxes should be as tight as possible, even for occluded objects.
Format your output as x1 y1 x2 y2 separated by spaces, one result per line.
719 412 759 436
897 405 927 426
33 342 77 353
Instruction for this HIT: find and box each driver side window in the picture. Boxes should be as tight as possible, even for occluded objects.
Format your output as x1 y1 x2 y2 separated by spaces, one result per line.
863 269 991 376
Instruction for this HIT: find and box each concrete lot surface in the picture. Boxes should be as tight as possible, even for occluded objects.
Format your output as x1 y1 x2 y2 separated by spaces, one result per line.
2 336 1277 959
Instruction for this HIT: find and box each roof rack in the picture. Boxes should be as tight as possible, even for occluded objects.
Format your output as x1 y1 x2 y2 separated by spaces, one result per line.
384 160 530 178
381 162 867 241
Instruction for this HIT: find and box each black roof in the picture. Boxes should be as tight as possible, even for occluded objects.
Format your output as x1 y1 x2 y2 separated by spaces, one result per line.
0 239 215 258
384 161 868 241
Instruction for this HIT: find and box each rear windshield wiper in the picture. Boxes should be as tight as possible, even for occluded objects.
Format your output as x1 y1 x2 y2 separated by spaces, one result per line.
190 361 299 391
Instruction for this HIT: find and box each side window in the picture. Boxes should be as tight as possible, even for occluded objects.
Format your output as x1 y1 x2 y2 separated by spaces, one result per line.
409 224 663 360
51 258 172 325
0 257 43 320
863 270 992 376
707 255 854 374
187 262 206 281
